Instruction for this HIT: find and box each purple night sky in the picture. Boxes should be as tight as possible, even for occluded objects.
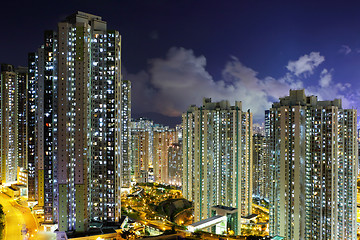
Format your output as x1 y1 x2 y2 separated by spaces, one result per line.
2 0 360 126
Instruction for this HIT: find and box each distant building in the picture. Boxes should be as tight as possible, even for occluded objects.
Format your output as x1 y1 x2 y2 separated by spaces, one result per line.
153 126 178 184
168 142 182 186
253 123 265 135
252 134 269 199
130 118 154 183
182 98 253 235
268 89 357 239
16 67 28 172
130 118 178 185
0 64 28 184
175 124 183 141
27 53 37 202
121 80 131 188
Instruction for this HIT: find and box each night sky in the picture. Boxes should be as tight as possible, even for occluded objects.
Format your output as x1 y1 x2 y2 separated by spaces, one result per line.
2 0 360 125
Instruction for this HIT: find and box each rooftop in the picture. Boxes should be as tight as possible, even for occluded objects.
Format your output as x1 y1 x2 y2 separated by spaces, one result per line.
190 215 225 228
273 89 342 109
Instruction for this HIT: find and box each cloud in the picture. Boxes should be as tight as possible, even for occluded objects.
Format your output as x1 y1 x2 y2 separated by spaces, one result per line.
127 48 356 123
339 45 351 55
127 70 155 113
128 47 301 121
319 69 332 88
286 52 325 76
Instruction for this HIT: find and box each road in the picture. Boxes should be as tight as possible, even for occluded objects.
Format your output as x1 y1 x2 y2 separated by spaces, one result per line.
70 232 121 239
252 203 269 213
0 192 38 240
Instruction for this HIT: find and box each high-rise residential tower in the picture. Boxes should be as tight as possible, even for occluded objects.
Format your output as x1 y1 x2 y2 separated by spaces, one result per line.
1 63 18 184
28 30 58 222
167 124 183 186
182 98 253 235
252 134 269 199
168 141 182 186
16 67 28 171
121 80 131 188
29 11 122 232
268 89 357 239
0 64 28 184
130 118 154 183
153 126 178 184
129 118 178 185
28 53 37 202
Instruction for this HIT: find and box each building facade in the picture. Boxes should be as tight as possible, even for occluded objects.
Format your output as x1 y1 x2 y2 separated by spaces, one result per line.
130 118 154 183
16 67 28 171
121 80 131 188
28 29 58 222
268 90 357 239
0 64 28 184
153 126 178 184
182 98 253 235
28 53 37 202
252 134 269 199
29 11 122 232
168 141 182 186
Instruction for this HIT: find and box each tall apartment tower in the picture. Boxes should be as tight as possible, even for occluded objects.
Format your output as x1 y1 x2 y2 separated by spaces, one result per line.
28 53 37 202
168 141 182 186
29 12 122 232
121 80 131 188
182 98 253 235
16 67 28 171
268 89 357 239
130 118 154 183
153 126 178 184
168 124 183 186
0 64 28 183
252 134 268 199
28 30 58 222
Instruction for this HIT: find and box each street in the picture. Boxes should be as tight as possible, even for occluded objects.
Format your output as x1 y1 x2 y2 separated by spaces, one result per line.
0 192 38 240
